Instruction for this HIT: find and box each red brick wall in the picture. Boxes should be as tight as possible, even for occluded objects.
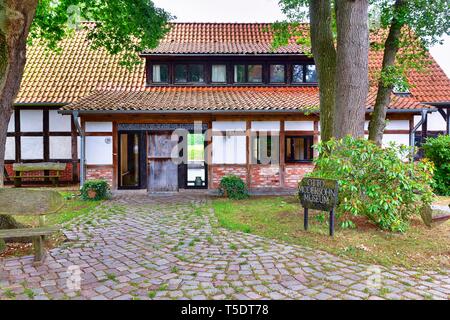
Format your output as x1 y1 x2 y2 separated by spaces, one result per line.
284 163 315 188
4 163 76 183
86 166 113 186
249 165 281 188
211 165 247 189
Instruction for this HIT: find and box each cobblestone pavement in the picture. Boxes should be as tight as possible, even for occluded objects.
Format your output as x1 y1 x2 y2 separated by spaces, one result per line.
1 194 449 300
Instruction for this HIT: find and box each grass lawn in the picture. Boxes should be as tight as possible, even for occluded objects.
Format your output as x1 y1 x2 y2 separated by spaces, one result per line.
212 196 450 270
1 190 102 258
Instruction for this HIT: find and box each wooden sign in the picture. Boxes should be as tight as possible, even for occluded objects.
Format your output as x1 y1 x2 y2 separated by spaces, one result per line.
299 177 339 236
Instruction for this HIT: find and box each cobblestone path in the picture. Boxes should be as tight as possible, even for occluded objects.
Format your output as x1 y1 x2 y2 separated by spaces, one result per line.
1 194 449 300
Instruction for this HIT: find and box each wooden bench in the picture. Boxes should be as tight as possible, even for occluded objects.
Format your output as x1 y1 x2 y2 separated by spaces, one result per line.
0 226 60 264
0 189 64 265
11 162 67 187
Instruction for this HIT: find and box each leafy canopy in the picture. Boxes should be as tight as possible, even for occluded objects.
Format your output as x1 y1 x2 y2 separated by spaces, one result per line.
275 0 450 89
29 0 172 66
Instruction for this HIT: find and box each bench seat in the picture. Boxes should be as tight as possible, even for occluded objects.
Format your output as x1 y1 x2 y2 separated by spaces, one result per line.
0 226 60 239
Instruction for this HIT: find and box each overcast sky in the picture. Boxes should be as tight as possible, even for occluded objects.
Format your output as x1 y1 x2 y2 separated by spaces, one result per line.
153 0 450 77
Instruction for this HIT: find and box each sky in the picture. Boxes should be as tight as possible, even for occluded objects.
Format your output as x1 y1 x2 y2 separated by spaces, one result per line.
152 0 450 77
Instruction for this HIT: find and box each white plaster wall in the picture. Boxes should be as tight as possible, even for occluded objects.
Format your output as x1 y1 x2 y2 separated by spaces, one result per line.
7 112 14 132
21 137 43 159
212 135 246 164
20 110 43 132
364 120 409 130
49 110 72 132
5 137 15 160
86 136 113 165
382 134 410 147
85 122 113 132
285 121 314 131
414 112 447 131
49 136 72 159
212 121 246 131
251 121 280 132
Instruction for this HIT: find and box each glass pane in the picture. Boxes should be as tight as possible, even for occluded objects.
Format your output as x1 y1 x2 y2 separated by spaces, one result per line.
189 64 204 82
120 133 140 187
234 65 245 83
212 65 227 82
248 65 262 83
187 133 205 187
305 65 317 82
270 64 285 83
293 138 305 160
152 64 168 83
293 65 304 83
175 65 187 82
286 137 292 159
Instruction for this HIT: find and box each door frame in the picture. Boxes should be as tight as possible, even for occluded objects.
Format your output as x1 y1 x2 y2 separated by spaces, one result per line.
181 130 208 190
117 130 147 190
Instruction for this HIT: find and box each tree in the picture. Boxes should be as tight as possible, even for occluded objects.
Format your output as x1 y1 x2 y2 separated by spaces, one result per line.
277 0 450 143
275 0 369 140
368 0 450 145
0 1 171 233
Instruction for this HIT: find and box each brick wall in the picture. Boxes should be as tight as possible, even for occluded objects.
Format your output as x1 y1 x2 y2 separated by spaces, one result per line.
86 165 113 186
249 165 281 188
211 165 247 189
284 163 315 188
4 162 76 183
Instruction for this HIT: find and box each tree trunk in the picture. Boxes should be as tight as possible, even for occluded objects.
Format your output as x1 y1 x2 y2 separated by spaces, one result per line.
0 1 38 232
309 0 337 143
334 0 370 138
368 0 406 145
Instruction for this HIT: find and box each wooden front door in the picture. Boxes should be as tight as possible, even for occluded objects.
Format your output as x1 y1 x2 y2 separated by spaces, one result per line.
147 132 179 192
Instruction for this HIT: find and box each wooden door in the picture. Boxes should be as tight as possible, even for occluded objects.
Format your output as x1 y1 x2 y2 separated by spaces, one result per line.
147 132 179 192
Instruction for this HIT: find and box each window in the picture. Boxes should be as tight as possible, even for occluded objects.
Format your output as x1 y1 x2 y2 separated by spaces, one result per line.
270 64 285 83
234 64 263 83
152 64 168 83
248 65 262 83
234 65 246 83
175 64 205 83
285 136 313 162
252 134 273 164
305 65 317 82
212 65 227 83
292 64 304 83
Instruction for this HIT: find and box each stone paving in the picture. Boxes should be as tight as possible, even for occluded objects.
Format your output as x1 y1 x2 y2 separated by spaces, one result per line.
0 194 449 300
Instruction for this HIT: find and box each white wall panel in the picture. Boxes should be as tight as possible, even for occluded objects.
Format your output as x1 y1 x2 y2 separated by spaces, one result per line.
7 112 14 132
212 135 246 164
212 121 246 131
21 137 43 159
20 110 43 132
382 134 410 147
85 122 113 132
385 120 410 130
86 136 113 165
49 136 72 159
49 110 72 132
415 112 447 131
251 121 280 132
5 137 15 160
285 121 314 131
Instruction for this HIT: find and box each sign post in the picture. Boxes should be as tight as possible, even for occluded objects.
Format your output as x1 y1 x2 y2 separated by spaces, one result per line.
299 177 339 236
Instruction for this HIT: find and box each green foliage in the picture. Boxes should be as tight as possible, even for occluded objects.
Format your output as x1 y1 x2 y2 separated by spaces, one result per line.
309 136 434 232
219 175 249 200
422 135 450 196
29 0 172 67
81 180 111 201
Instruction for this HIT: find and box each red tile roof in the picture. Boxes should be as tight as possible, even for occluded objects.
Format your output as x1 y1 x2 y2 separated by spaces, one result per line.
142 23 309 55
60 86 424 113
16 22 450 111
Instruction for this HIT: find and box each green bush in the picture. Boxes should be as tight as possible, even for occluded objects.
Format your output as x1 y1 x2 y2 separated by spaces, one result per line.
306 136 434 232
219 175 249 200
80 179 111 201
422 135 450 196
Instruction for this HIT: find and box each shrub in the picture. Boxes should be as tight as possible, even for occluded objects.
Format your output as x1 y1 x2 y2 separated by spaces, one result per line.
219 175 249 200
306 136 434 232
422 135 450 196
80 179 111 201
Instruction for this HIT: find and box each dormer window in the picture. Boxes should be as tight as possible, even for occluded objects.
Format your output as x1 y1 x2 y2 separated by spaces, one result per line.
293 64 317 83
305 65 317 82
152 64 169 83
270 64 285 83
234 64 262 83
175 64 205 83
211 65 227 83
